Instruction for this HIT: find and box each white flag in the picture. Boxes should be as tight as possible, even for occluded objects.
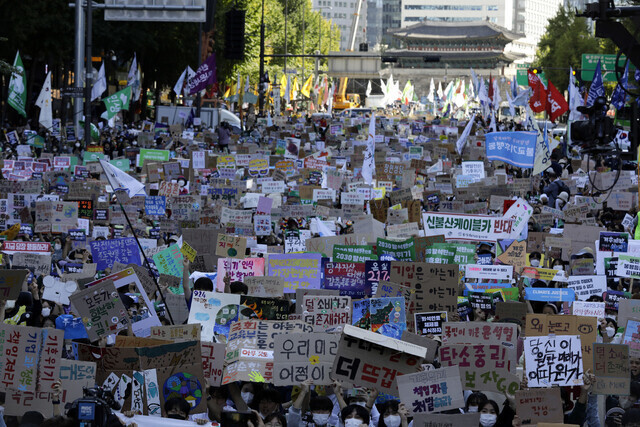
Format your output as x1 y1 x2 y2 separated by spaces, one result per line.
366 80 372 97
427 78 435 103
437 81 443 100
456 116 475 155
362 114 376 184
127 53 137 87
91 63 107 101
173 68 187 95
99 159 146 197
35 71 52 130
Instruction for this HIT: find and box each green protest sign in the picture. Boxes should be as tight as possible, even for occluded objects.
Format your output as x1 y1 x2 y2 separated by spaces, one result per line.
376 238 415 261
333 245 378 263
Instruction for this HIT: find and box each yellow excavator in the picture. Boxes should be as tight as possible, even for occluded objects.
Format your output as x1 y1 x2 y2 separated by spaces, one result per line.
332 0 364 110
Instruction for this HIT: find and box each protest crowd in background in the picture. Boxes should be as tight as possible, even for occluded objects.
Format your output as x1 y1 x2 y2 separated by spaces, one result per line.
3 61 640 427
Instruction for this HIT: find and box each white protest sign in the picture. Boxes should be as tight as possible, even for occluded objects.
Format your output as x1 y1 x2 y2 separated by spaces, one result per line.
524 335 583 387
465 264 513 281
567 275 607 300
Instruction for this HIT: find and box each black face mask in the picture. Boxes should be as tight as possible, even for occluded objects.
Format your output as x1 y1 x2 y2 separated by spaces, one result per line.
167 413 187 420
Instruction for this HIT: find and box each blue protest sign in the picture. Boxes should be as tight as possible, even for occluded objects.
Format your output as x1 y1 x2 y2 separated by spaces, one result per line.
144 195 166 216
55 314 89 340
524 287 575 302
89 237 142 271
485 132 537 168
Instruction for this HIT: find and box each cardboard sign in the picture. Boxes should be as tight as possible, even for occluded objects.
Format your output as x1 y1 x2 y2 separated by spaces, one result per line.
244 276 284 297
390 262 458 313
397 366 465 415
524 335 583 387
441 322 517 348
593 343 630 395
439 344 518 393
12 253 51 278
188 291 241 341
150 324 201 342
496 239 527 273
525 314 597 372
216 257 265 292
267 253 322 293
352 297 407 339
515 388 564 425
272 333 339 386
201 341 226 387
5 359 96 417
323 262 369 298
0 269 29 300
0 325 64 393
69 279 130 341
215 234 247 259
89 237 142 271
330 324 426 395
302 295 351 331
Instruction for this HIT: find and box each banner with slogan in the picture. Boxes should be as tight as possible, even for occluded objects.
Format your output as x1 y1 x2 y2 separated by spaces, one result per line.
485 131 537 168
422 212 517 242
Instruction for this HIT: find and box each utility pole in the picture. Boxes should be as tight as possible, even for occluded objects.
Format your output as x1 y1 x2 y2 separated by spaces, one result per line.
258 0 266 116
74 0 84 139
84 0 93 145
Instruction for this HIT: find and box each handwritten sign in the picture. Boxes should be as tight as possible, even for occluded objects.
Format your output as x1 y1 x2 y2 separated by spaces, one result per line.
524 335 583 387
397 366 465 415
515 388 563 425
302 295 351 331
593 343 630 395
69 280 130 341
273 333 339 386
267 253 322 293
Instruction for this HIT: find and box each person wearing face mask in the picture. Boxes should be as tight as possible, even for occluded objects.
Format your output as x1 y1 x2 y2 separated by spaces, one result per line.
464 392 488 414
255 388 283 420
617 382 640 411
377 401 408 427
598 318 622 344
529 252 542 268
341 404 370 427
241 382 256 406
343 388 380 426
478 400 499 427
288 379 339 426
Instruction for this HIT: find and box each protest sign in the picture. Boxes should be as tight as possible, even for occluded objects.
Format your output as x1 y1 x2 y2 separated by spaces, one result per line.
572 301 605 317
12 253 51 277
412 413 480 427
465 264 513 281
188 291 241 341
567 275 607 300
593 343 630 395
331 324 426 395
376 237 416 261
515 388 564 425
216 257 265 291
302 295 351 331
415 312 447 336
485 131 537 168
422 212 516 242
442 322 517 348
267 253 322 292
153 245 184 278
623 319 640 357
89 237 141 271
215 234 247 259
599 231 629 252
323 262 369 298
524 287 575 302
390 262 458 313
496 239 527 273
614 299 640 329
352 297 406 339
273 333 339 386
5 358 96 417
201 342 226 387
69 279 129 341
397 366 465 415
524 335 583 387
150 324 201 342
439 344 518 393
0 269 29 300
244 276 284 297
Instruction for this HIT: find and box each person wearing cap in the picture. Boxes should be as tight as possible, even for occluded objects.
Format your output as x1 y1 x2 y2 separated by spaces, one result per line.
556 191 569 210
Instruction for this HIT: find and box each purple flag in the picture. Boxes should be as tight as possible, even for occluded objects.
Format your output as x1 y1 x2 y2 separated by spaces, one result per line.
187 53 217 95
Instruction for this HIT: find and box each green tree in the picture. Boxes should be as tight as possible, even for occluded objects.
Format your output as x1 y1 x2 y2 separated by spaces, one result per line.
534 6 610 92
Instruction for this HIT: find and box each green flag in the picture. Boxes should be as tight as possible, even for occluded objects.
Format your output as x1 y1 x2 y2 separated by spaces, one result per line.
102 86 132 120
7 51 27 117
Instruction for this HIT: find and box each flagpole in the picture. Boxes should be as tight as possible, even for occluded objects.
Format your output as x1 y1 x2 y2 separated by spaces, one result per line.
84 0 93 146
114 191 176 325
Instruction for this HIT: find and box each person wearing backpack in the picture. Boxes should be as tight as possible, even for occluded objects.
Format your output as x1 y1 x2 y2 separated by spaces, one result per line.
542 170 570 207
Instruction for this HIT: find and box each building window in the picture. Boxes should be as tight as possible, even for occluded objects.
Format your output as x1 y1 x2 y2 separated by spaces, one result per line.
487 5 498 11
403 4 482 10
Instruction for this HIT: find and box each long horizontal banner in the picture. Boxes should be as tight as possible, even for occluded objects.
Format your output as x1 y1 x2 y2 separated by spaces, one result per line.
422 212 516 242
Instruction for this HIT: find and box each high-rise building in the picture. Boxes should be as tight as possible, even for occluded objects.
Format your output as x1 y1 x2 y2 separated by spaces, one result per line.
312 0 368 51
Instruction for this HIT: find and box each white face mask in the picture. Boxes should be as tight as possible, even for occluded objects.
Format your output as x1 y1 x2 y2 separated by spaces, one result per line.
605 326 616 337
383 415 401 427
467 406 479 413
344 419 363 427
41 308 51 318
553 265 563 271
5 301 15 310
480 413 497 427
54 243 62 251
530 259 540 267
241 391 254 404
312 413 330 426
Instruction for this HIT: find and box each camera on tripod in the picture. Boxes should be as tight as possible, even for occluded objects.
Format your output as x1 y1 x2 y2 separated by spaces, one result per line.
570 96 616 153
66 386 121 426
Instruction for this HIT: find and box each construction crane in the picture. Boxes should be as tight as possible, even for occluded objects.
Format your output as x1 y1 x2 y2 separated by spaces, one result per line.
332 0 364 110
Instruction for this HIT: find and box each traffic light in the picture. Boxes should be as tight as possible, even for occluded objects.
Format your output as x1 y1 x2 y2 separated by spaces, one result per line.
532 68 539 74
